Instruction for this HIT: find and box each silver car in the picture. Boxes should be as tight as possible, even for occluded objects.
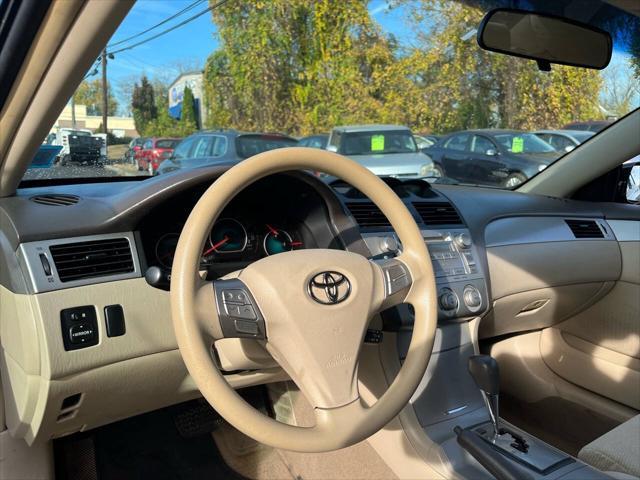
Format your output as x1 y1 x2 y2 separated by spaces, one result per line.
326 124 437 179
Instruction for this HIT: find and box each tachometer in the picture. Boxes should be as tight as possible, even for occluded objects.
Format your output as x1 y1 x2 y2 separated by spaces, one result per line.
263 224 303 256
154 233 179 269
206 218 248 254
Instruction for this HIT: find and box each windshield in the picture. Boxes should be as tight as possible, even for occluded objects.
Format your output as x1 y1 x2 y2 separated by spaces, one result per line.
21 0 640 189
341 131 418 155
493 133 556 154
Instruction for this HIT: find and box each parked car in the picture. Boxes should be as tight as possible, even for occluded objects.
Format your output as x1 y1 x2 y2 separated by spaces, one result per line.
124 137 146 164
136 137 180 174
326 125 436 179
298 134 328 149
157 130 298 175
562 120 613 132
533 129 595 153
424 129 558 187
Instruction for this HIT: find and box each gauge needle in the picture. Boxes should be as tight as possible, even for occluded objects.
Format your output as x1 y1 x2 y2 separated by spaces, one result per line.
203 236 229 256
290 241 303 247
266 224 279 236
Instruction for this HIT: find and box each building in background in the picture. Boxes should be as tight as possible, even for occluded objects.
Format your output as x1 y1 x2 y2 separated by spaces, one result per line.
51 104 138 138
168 71 206 128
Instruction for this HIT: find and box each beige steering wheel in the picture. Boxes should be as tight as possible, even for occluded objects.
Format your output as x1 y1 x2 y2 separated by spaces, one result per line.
171 147 437 452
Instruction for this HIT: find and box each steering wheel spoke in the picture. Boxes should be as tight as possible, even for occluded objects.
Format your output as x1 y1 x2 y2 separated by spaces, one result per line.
371 256 413 312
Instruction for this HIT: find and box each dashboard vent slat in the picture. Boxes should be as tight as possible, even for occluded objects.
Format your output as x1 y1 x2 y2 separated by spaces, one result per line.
565 219 604 239
413 202 463 226
30 194 79 206
49 238 134 282
345 202 390 228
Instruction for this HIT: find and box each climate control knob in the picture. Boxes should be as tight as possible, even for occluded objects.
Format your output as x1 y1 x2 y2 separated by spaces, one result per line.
454 233 472 249
439 288 459 311
463 285 482 312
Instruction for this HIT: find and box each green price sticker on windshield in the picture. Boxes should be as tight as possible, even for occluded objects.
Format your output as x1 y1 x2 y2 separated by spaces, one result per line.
371 135 385 152
512 136 524 153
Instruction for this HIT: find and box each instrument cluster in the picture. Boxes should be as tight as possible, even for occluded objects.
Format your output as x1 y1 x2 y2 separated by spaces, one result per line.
151 217 306 270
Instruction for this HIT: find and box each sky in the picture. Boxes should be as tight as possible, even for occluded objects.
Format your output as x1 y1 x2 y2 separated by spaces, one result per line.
100 0 638 116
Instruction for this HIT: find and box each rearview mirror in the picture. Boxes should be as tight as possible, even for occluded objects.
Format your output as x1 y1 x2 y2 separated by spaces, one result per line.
485 149 498 156
478 9 612 70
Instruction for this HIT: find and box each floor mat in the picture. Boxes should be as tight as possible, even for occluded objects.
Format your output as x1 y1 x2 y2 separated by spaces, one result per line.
54 399 246 480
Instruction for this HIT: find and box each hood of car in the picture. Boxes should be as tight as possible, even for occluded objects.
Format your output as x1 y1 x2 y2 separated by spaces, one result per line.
344 152 431 176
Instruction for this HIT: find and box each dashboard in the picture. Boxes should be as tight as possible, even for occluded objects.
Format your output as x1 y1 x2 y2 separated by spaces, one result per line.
1 164 638 445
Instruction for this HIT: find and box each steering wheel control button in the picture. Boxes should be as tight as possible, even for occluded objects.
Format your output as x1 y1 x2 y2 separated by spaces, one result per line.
61 306 99 350
237 305 257 320
380 260 412 296
214 279 266 339
104 305 126 337
222 289 248 305
234 319 259 335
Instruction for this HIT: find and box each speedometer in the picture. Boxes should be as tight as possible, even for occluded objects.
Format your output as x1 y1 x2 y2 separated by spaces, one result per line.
207 218 248 254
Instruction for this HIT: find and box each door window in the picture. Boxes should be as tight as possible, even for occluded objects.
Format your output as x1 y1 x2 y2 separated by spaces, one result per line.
471 135 496 154
445 134 470 151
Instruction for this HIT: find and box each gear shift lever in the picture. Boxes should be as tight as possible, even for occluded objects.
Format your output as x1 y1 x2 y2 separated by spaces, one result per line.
468 355 500 436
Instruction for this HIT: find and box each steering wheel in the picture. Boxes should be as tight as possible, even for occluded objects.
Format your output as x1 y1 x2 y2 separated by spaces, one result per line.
171 147 437 452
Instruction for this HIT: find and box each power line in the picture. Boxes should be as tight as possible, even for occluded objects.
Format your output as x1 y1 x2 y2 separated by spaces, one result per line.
107 0 206 49
109 0 230 56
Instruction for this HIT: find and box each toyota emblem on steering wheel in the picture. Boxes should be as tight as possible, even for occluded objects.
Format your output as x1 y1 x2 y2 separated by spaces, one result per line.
307 271 351 305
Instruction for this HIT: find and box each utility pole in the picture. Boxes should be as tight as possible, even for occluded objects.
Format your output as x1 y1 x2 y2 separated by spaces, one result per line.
101 48 108 134
71 95 76 128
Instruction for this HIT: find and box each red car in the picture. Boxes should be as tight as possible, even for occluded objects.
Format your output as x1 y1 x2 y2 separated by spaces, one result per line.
136 137 180 174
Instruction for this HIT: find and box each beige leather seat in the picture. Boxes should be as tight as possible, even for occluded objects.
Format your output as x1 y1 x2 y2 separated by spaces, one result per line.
578 415 640 480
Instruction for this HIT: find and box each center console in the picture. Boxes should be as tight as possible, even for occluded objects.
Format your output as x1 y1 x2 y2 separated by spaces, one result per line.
362 227 488 321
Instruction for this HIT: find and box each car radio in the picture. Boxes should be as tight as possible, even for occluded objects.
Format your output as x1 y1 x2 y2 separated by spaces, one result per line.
363 229 488 321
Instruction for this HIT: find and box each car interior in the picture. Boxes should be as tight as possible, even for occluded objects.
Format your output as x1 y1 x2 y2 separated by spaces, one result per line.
0 1 639 479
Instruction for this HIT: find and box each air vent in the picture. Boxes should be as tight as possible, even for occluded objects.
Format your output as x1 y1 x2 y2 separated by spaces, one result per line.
413 202 463 226
49 238 134 282
30 194 79 206
565 219 604 239
345 202 390 228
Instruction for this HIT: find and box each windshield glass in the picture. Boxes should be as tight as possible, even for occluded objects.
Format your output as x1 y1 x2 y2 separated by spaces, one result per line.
341 131 417 155
21 0 640 189
493 133 557 154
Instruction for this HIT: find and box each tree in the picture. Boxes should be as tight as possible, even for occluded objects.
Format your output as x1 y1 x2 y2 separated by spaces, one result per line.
203 0 395 133
73 79 118 116
131 76 157 134
180 86 198 132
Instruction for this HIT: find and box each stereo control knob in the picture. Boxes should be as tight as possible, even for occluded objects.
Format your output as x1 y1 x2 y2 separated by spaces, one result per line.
463 285 482 311
439 289 459 311
455 233 472 249
380 236 399 254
